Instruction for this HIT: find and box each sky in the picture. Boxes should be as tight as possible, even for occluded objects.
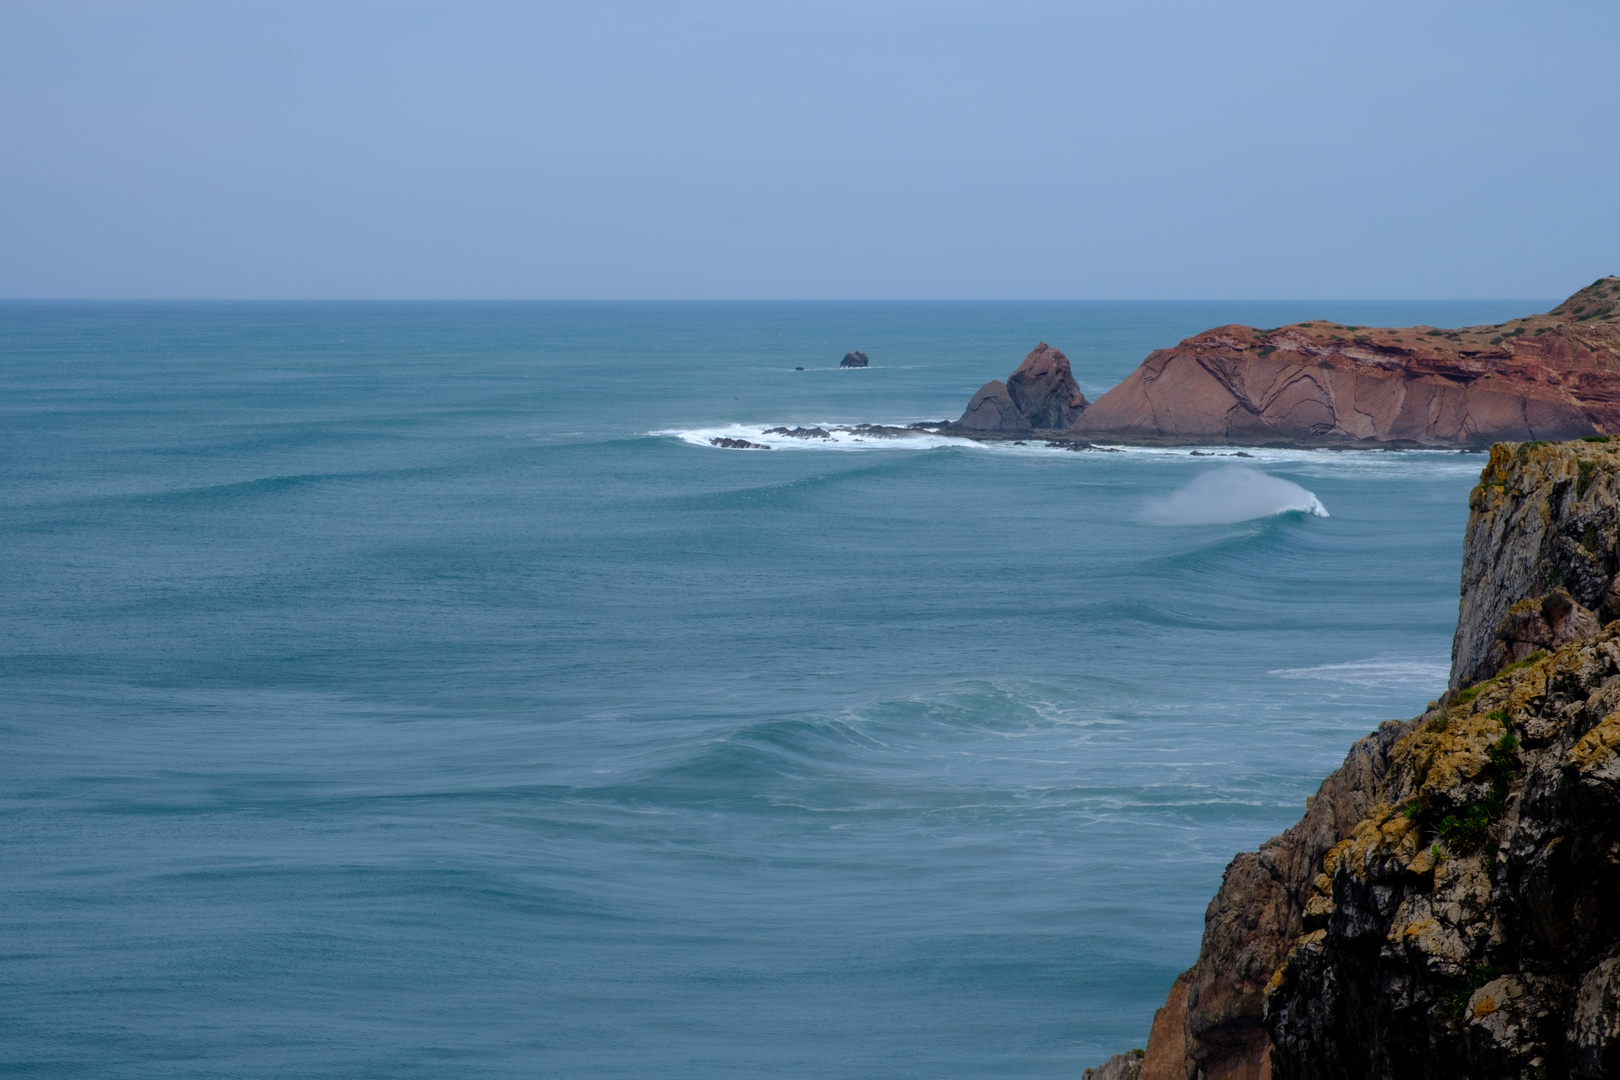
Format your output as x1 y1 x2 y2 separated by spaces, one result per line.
1 1 1616 300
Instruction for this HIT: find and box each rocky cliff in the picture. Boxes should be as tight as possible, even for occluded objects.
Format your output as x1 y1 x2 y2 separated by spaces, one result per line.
956 279 1620 446
1094 439 1620 1079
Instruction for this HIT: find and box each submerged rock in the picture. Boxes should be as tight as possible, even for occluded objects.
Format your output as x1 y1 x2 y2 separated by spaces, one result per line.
708 437 770 450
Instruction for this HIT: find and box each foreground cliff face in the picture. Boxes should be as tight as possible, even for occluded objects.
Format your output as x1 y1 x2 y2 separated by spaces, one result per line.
958 278 1620 447
1451 440 1620 688
1097 439 1620 1079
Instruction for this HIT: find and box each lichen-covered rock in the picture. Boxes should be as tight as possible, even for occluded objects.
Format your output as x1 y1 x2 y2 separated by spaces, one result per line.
1083 1050 1145 1080
1087 439 1620 1080
1487 590 1602 677
1265 630 1620 1079
1451 439 1620 688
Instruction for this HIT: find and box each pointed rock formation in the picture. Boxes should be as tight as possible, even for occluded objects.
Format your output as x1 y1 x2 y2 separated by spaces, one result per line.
956 343 1088 431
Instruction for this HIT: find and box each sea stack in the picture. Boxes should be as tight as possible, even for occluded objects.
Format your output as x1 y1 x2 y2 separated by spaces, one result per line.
840 351 869 368
956 342 1087 431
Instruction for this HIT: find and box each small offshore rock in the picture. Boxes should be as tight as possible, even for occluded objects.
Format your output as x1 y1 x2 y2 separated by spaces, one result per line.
764 427 832 439
840 351 869 368
708 437 770 450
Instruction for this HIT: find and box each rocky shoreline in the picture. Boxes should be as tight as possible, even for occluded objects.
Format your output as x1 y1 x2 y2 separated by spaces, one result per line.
1088 438 1620 1080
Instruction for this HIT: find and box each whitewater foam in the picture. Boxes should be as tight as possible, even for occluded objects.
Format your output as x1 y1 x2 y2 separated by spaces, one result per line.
1140 466 1329 525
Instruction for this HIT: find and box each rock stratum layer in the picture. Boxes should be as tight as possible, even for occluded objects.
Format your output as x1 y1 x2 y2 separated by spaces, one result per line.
957 279 1620 447
1095 439 1620 1079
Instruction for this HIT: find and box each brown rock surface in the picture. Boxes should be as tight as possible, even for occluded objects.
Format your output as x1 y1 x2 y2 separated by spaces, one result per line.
1486 589 1602 677
1007 342 1088 429
956 379 1031 431
960 278 1620 447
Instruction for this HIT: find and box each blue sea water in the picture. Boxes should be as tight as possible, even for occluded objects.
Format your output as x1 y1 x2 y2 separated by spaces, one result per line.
1 300 1542 1078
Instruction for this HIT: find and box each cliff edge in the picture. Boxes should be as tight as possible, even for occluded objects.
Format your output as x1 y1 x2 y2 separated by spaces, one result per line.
1097 439 1620 1079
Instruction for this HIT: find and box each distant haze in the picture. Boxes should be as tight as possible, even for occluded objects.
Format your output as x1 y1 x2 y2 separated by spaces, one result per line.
1 1 1615 300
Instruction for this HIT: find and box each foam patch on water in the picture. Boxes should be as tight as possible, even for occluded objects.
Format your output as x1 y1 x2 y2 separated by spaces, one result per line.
655 423 979 451
1140 466 1329 525
1271 657 1450 689
654 423 1488 475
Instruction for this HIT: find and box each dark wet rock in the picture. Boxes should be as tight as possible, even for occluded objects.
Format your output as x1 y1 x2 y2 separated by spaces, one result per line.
1007 342 1088 429
708 437 771 450
840 351 869 368
764 427 832 439
795 366 804 370
955 343 1088 432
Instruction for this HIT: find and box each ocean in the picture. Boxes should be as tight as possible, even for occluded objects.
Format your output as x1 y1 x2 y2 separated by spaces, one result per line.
0 300 1541 1078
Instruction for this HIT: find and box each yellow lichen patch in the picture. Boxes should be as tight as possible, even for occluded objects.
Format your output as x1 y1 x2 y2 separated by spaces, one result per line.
1330 803 1424 878
1568 712 1620 771
1501 661 1552 717
1472 995 1499 1019
1414 712 1507 805
1401 918 1436 941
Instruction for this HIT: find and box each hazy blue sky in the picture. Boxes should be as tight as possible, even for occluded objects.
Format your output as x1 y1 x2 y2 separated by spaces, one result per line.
2 1 1615 299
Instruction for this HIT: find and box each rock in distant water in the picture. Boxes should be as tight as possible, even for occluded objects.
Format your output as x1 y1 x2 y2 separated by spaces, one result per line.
708 437 770 450
1086 438 1620 1080
955 343 1087 431
840 351 869 368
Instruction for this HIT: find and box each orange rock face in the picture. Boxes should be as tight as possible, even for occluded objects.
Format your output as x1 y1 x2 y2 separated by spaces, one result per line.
1067 278 1620 446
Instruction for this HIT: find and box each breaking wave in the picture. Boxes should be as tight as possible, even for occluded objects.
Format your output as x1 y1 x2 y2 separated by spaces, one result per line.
1140 466 1329 525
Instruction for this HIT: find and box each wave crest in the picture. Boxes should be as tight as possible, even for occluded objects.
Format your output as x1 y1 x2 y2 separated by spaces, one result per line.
1141 466 1328 525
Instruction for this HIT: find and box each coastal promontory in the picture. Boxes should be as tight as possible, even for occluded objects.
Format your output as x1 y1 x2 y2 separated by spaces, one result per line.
958 279 1620 448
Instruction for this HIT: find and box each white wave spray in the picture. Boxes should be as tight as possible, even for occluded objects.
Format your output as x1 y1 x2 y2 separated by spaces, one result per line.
1141 466 1329 525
